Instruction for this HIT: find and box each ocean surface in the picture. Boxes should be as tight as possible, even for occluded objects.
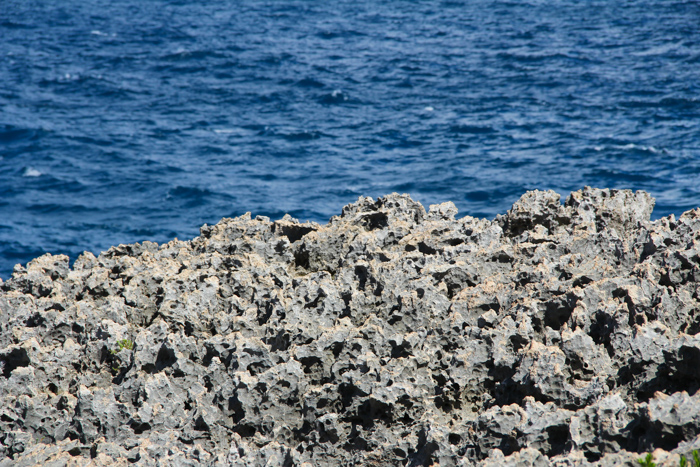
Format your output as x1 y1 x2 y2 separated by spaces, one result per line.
1 0 699 279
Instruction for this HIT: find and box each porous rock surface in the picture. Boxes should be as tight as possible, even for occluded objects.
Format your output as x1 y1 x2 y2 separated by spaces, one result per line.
2 188 700 466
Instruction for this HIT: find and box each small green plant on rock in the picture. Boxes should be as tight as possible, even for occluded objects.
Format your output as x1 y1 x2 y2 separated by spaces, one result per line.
638 453 656 467
680 450 700 467
110 339 134 354
639 450 700 467
109 339 134 373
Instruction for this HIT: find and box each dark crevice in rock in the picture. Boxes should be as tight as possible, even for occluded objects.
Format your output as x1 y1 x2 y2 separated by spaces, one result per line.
1 348 30 378
359 212 389 231
272 223 317 244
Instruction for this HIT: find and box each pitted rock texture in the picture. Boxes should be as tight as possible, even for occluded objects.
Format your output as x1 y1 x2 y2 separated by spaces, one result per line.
1 187 700 466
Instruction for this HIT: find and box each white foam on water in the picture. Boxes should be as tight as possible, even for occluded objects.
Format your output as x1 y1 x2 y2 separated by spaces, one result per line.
632 42 680 57
331 89 348 100
424 106 434 112
594 144 665 154
213 128 254 136
22 167 42 177
621 143 663 153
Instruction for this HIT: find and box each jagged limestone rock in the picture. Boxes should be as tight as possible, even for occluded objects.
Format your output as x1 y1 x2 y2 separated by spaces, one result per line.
1 187 699 466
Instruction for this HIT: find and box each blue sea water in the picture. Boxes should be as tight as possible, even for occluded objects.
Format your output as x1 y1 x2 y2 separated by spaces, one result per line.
1 0 699 279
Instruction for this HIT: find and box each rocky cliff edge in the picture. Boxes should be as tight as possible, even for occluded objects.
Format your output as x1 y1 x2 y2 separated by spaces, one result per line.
1 188 700 466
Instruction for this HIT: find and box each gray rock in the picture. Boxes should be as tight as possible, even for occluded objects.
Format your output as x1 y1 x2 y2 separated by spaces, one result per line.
1 188 700 465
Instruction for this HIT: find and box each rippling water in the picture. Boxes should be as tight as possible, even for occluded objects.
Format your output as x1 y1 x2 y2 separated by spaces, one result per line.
1 0 699 278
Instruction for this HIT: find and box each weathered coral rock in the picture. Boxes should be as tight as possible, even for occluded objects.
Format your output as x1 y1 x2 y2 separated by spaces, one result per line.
1 188 699 466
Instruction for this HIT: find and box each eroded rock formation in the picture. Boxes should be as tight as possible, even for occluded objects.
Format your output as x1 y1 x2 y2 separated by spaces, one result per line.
1 188 700 466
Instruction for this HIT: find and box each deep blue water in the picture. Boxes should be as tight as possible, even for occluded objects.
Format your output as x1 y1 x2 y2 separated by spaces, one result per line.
2 0 700 279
